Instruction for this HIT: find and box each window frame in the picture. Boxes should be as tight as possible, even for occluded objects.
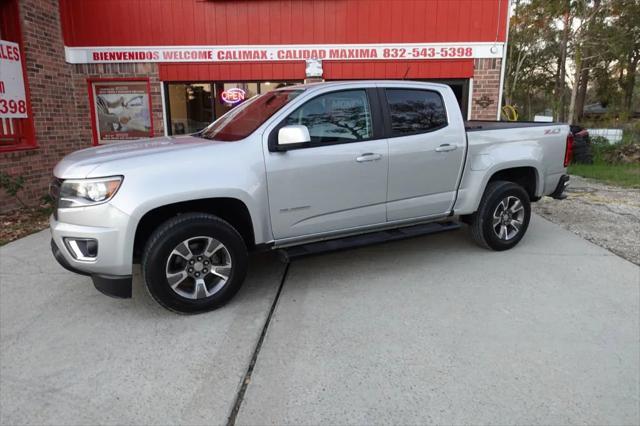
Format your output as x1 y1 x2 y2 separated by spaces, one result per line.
379 87 449 138
268 87 384 152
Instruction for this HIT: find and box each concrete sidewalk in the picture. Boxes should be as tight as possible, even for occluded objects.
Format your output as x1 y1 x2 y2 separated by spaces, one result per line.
237 215 640 425
1 215 639 425
0 230 285 425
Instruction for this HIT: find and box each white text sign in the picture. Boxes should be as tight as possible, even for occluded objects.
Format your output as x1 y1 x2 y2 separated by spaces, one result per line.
0 40 27 118
65 42 504 64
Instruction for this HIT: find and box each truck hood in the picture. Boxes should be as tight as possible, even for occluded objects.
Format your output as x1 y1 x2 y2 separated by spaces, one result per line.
54 135 215 178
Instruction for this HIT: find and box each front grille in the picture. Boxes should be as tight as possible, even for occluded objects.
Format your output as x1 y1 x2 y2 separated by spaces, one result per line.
49 177 62 219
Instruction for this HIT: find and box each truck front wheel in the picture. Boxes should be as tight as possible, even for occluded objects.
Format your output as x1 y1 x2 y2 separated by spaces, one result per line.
469 181 531 251
142 213 248 314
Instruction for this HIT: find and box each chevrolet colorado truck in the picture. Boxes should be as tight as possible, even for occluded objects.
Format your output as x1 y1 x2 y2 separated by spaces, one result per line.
50 81 572 313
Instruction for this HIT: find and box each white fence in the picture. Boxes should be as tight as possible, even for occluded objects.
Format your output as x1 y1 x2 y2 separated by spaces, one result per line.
587 128 624 144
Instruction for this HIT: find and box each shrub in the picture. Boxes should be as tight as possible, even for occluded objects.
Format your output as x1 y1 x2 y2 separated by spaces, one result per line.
589 136 617 162
0 172 27 208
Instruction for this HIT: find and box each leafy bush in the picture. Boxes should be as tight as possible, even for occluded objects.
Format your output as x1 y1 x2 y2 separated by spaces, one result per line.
589 136 617 162
0 172 26 207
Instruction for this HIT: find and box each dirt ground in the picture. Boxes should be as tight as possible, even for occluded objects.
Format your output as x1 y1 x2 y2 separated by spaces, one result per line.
533 175 640 265
0 206 51 246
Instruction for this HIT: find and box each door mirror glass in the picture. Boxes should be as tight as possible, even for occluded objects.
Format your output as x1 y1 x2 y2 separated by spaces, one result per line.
278 125 311 146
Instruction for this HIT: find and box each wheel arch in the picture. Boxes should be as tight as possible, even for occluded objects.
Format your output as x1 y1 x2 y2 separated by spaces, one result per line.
132 197 256 261
486 166 540 200
455 162 543 215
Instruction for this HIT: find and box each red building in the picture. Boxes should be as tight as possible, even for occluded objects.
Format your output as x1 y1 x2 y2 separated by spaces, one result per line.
0 0 509 210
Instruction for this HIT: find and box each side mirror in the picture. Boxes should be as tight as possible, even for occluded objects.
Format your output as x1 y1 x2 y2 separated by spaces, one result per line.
277 125 310 149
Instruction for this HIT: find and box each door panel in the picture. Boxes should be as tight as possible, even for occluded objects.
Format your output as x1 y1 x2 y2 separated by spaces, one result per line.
265 88 388 240
383 88 466 221
266 140 388 239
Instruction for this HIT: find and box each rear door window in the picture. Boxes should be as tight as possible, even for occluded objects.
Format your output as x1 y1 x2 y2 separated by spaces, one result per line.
384 89 447 136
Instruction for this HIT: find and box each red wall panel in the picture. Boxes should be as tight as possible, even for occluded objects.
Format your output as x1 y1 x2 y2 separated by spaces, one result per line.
158 59 474 81
59 0 508 47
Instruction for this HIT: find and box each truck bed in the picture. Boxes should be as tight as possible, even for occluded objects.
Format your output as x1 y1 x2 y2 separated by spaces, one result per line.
465 120 562 132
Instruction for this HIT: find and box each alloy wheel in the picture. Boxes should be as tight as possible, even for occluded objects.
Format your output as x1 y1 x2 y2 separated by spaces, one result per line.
165 236 232 299
492 196 525 241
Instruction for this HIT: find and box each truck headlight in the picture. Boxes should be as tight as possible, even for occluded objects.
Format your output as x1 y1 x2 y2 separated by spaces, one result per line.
59 176 123 208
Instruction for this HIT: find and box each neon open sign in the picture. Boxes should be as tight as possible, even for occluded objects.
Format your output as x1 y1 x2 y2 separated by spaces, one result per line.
221 88 246 105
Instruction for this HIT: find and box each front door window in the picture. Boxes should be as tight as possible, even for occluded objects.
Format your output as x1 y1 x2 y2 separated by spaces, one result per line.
283 90 373 144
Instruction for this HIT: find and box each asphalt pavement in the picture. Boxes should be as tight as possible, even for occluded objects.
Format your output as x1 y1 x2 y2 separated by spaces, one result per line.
1 214 638 425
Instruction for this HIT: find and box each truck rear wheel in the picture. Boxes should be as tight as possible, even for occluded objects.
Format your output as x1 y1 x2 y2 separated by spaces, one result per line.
142 213 248 314
469 181 531 251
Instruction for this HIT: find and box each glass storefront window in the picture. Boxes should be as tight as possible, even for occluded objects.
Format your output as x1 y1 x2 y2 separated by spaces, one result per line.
166 81 302 135
214 82 258 120
167 83 212 135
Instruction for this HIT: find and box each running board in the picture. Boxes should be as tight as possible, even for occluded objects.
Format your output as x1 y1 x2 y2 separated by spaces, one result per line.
278 221 461 262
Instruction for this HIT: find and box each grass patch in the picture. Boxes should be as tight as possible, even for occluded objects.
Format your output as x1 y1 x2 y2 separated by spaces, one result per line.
569 162 640 188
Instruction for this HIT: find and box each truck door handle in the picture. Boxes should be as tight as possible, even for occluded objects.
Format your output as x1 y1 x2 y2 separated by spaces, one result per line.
356 153 382 162
435 144 457 152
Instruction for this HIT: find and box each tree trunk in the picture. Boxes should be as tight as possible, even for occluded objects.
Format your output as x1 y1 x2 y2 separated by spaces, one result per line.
623 57 638 115
568 47 582 125
575 65 590 121
575 0 600 122
554 5 571 122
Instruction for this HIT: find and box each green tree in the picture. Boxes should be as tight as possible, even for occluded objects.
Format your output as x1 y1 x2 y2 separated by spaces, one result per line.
609 0 640 117
505 0 639 123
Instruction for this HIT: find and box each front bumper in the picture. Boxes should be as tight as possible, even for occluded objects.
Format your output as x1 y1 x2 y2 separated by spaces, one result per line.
51 238 132 298
49 202 134 299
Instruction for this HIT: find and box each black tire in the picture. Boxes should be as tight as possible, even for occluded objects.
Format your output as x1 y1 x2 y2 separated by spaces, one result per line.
142 213 248 314
469 181 531 251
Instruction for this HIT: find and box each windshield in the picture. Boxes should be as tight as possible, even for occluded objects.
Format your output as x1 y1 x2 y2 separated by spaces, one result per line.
199 89 304 141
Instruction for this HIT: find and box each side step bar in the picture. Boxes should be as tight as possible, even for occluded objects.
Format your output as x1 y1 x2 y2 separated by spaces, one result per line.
278 221 461 262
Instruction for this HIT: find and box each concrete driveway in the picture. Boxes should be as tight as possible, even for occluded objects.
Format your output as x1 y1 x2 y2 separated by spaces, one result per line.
1 215 638 425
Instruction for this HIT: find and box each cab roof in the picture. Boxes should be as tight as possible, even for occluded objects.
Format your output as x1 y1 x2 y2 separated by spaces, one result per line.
277 80 452 92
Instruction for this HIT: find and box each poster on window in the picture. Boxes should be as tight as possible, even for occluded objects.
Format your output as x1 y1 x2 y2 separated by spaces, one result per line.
0 39 27 119
91 81 152 143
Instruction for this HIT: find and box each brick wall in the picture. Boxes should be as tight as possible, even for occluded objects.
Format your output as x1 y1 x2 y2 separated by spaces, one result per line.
470 58 501 120
0 0 163 212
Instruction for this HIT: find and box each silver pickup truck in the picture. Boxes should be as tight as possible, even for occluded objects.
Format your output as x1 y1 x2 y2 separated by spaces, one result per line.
50 81 572 313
